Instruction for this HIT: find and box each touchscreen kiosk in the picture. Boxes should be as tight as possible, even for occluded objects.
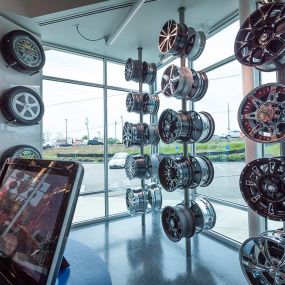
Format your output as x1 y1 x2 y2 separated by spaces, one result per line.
0 158 84 285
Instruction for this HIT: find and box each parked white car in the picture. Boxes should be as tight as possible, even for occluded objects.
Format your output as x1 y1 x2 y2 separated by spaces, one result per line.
220 130 243 140
109 152 128 169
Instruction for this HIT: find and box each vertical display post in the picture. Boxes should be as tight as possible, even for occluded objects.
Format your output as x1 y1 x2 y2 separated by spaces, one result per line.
179 6 191 257
138 47 145 227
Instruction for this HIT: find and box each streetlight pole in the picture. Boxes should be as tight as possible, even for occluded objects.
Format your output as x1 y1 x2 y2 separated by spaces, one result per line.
65 119 68 143
97 131 100 140
115 121 117 142
227 102 230 132
85 117 90 140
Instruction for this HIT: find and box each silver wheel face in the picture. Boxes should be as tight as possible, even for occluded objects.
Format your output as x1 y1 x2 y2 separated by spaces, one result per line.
12 92 40 120
146 183 162 211
161 65 193 99
238 83 285 143
126 187 148 216
190 197 216 233
240 231 285 285
234 3 285 71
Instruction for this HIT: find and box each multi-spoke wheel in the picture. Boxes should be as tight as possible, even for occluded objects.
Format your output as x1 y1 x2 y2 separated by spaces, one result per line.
126 92 144 113
238 83 285 143
158 109 192 144
125 154 150 180
142 61 157 85
190 197 216 233
126 187 148 216
0 86 44 125
122 122 145 147
240 230 285 285
124 58 143 82
146 183 162 212
188 156 215 188
161 203 196 242
235 3 285 71
143 93 160 115
158 156 193 192
240 157 285 220
161 65 194 99
186 31 207 61
143 123 160 145
189 70 208 102
158 20 188 55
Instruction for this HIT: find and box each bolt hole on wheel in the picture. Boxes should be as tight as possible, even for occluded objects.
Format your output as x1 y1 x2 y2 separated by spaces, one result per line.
238 83 285 143
234 2 285 71
240 157 285 220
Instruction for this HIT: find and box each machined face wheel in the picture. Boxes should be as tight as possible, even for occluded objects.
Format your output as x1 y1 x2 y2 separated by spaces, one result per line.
186 31 206 61
126 187 148 216
122 122 145 147
190 197 216 233
146 183 162 212
238 83 285 143
161 65 194 99
158 157 193 192
240 157 285 220
142 61 157 85
240 230 285 285
124 58 143 82
161 203 196 242
158 20 188 55
125 154 150 180
234 3 285 71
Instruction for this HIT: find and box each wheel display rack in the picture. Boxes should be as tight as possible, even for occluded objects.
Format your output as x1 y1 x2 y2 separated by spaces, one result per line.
235 2 285 284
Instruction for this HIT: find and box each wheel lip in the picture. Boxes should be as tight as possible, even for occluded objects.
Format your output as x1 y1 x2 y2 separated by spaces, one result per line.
234 3 285 71
237 82 285 143
176 203 196 238
187 31 206 61
147 183 162 211
191 71 209 102
239 157 285 220
197 155 215 187
188 155 203 189
239 234 285 285
199 111 215 143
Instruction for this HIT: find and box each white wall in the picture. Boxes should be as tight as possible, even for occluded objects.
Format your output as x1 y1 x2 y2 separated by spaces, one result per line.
0 0 29 16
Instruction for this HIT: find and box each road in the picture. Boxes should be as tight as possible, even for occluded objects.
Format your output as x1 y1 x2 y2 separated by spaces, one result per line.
80 161 247 205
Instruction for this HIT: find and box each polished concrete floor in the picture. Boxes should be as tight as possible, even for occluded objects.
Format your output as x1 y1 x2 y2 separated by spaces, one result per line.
69 213 247 285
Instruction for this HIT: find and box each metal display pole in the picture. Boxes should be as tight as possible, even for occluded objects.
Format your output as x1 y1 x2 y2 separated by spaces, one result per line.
179 6 191 257
138 47 146 227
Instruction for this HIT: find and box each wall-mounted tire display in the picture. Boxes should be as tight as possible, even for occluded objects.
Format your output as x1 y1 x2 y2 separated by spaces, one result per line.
234 3 285 72
0 86 44 126
0 144 42 167
158 109 215 144
240 157 285 220
161 203 196 242
1 30 45 74
190 197 216 233
238 83 285 143
240 230 285 285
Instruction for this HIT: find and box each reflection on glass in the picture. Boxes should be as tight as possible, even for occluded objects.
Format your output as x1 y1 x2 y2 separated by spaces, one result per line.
43 49 103 84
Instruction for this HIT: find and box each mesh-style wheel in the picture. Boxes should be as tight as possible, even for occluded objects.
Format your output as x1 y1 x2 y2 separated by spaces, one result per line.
143 93 160 115
240 230 285 285
126 187 148 216
143 123 160 145
158 20 189 55
161 203 196 242
146 183 162 211
238 83 285 143
188 156 215 188
190 197 216 233
158 156 193 192
189 70 208 102
125 154 150 180
142 61 157 85
186 31 206 61
240 157 285 220
161 65 194 99
126 92 144 113
158 109 192 144
125 58 143 82
122 122 144 147
234 3 285 71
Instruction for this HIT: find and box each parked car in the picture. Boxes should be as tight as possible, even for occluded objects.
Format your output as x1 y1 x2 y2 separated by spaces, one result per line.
109 152 128 169
87 139 103 145
220 130 243 140
43 141 56 149
58 142 73 147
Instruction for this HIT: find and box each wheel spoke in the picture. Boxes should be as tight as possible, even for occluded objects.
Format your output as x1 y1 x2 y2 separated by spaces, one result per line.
241 111 258 120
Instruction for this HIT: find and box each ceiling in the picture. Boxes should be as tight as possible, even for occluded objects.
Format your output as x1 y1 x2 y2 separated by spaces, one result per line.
2 0 239 64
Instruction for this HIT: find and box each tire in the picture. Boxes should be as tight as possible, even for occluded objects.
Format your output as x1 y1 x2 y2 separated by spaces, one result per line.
1 30 45 74
0 86 44 125
0 145 42 167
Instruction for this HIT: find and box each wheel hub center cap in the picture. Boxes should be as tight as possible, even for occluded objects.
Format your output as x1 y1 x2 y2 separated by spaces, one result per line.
169 218 176 228
264 181 278 193
259 31 271 44
257 104 275 123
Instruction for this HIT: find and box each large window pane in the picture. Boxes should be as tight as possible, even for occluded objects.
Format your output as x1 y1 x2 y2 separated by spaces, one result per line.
195 60 246 206
44 49 103 84
194 21 239 70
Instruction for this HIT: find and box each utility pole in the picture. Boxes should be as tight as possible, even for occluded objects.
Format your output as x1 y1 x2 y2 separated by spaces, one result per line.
65 119 68 143
227 102 230 132
120 116 123 143
115 120 117 142
85 117 90 139
97 131 100 140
